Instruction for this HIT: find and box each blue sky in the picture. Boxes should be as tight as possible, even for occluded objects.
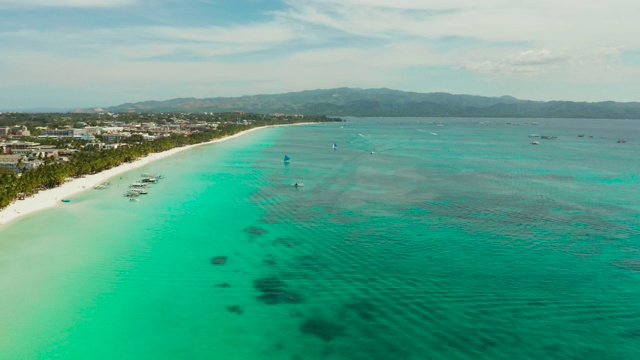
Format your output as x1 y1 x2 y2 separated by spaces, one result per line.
1 0 639 109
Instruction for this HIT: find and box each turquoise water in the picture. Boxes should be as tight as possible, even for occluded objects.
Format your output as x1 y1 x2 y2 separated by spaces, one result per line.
1 118 640 359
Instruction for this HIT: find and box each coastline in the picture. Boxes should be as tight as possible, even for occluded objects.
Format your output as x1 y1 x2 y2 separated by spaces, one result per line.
0 123 308 226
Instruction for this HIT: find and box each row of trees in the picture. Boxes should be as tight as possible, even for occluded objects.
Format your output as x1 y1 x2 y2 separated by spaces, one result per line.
0 115 338 210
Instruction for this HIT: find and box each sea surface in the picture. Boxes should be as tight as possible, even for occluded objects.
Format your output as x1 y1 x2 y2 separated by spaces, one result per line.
1 118 640 359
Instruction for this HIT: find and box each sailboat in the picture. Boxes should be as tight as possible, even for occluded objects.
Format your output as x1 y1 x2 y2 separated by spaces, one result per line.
284 154 290 163
332 143 338 150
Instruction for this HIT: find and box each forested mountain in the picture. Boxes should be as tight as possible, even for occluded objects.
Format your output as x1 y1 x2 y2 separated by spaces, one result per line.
104 88 640 119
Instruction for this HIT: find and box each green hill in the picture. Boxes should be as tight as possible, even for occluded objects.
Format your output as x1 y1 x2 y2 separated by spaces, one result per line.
104 88 640 119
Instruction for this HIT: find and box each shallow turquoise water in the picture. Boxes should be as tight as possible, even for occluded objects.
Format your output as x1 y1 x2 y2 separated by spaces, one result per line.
1 118 640 359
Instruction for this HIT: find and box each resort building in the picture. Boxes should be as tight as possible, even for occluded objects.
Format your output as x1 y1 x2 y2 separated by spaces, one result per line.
83 127 103 136
3 141 40 154
101 132 131 143
40 129 92 140
0 155 23 172
12 126 30 137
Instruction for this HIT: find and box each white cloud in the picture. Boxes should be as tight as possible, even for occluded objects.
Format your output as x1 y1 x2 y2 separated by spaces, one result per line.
0 22 303 60
279 0 640 48
0 0 137 8
148 23 299 44
460 47 626 75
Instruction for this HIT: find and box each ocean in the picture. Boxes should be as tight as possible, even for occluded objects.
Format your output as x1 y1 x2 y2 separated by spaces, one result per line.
1 118 639 359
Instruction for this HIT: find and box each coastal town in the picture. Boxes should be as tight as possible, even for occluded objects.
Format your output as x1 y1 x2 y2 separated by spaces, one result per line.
0 111 309 174
0 111 335 210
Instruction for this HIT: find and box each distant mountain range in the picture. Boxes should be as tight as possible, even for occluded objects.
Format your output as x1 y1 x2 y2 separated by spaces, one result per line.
99 87 638 119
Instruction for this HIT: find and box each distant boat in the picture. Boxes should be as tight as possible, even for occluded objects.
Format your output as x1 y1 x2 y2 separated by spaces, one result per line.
61 199 71 203
617 140 626 143
332 143 338 150
284 155 290 163
531 141 540 145
292 182 305 188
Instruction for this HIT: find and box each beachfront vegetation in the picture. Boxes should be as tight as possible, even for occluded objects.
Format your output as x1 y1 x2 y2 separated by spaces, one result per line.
0 113 339 210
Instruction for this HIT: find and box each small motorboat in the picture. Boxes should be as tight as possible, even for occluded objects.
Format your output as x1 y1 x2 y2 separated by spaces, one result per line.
61 199 71 203
531 141 540 145
292 182 305 188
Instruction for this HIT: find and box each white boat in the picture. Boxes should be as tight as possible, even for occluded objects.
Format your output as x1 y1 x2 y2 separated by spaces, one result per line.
531 141 540 145
291 182 305 187
130 183 148 189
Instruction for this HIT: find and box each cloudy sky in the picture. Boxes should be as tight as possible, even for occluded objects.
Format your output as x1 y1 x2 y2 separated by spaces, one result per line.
1 0 639 108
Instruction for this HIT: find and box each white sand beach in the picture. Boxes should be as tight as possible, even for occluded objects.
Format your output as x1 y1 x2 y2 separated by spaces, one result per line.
0 124 299 226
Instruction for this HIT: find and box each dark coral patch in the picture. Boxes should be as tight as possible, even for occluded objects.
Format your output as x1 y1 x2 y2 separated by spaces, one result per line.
300 318 346 341
613 258 640 271
254 277 286 292
244 226 268 240
273 237 297 247
253 277 304 305
258 291 304 305
212 256 228 265
226 305 243 315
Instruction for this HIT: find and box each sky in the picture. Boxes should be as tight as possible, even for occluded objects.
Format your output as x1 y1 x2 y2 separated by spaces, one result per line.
1 0 639 109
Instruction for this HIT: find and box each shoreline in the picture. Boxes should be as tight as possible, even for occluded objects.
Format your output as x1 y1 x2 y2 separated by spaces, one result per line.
0 123 309 226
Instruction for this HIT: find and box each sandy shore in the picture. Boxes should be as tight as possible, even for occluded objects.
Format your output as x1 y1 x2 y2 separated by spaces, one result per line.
0 124 301 226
